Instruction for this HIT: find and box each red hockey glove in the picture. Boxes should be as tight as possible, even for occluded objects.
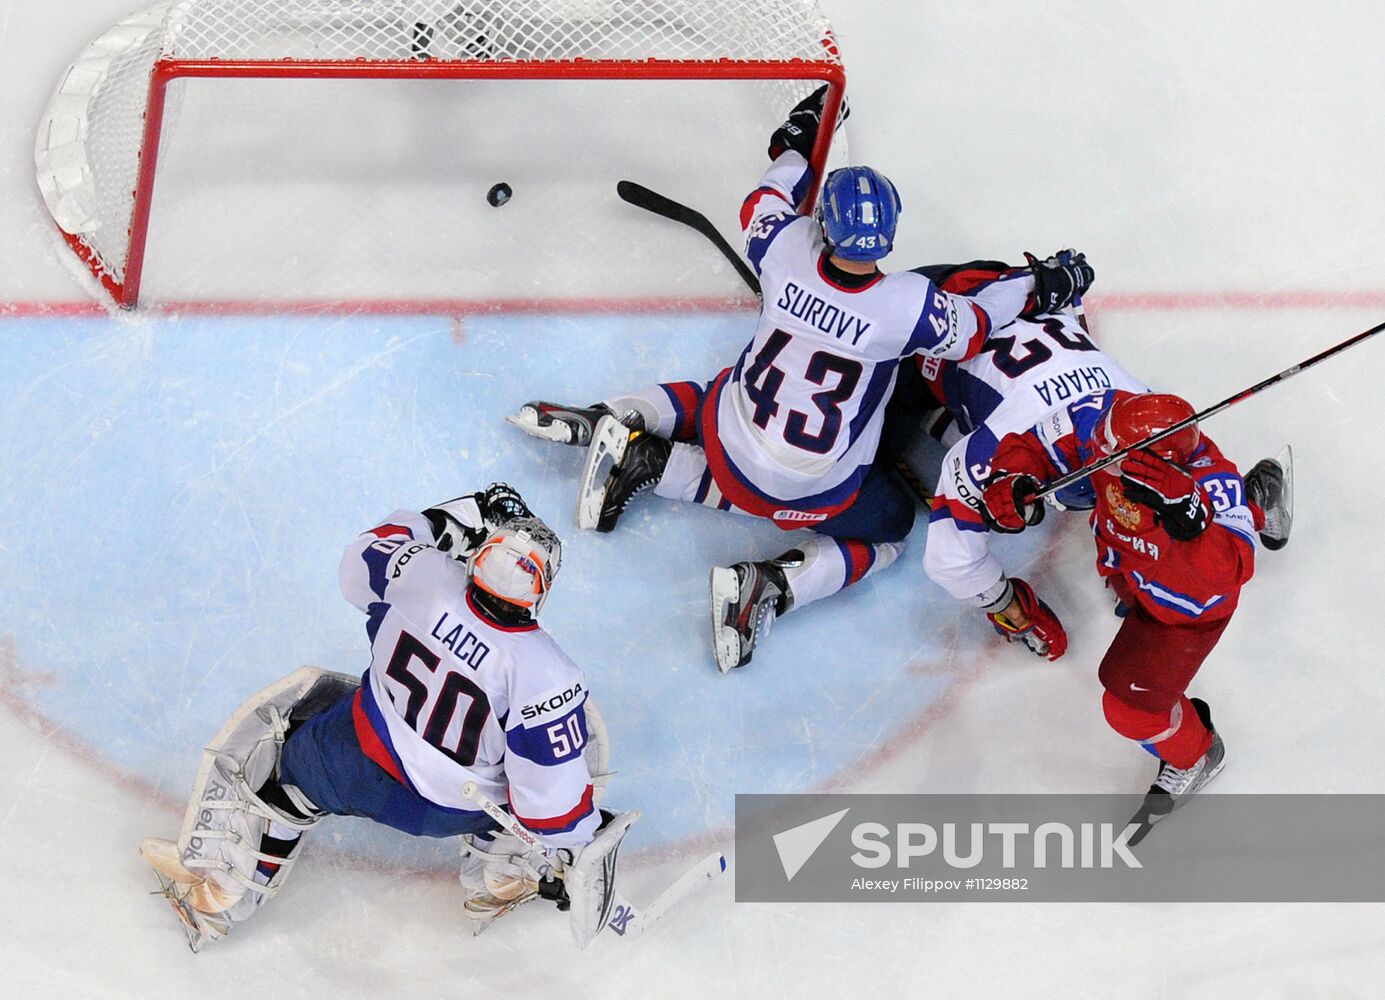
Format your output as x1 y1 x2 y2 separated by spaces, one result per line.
980 473 1046 534
987 578 1068 661
1120 450 1211 541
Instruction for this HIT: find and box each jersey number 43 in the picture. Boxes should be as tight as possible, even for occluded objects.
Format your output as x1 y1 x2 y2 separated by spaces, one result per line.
743 329 863 454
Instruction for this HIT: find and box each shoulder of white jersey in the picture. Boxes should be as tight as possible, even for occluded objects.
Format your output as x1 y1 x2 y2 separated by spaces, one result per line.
503 629 586 727
745 209 816 276
878 270 977 359
1031 388 1120 472
356 524 466 611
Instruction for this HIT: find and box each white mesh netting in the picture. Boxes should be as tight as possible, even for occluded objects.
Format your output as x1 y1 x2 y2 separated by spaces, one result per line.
162 1 839 64
36 1 843 304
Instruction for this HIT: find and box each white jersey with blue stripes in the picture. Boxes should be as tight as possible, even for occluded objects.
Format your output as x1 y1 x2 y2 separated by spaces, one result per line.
923 312 1149 442
721 152 1035 506
340 510 599 848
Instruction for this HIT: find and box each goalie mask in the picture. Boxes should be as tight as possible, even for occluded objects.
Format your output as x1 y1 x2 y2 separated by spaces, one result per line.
467 517 562 614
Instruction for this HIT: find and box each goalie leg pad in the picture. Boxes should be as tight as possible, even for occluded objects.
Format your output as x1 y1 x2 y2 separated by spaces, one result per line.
141 667 357 945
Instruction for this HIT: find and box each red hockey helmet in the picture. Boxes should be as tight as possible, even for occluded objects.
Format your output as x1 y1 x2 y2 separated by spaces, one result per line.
1097 393 1200 464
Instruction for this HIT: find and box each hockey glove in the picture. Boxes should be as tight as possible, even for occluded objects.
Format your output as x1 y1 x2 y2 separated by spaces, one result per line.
423 495 489 558
1023 249 1095 317
980 472 1046 534
987 578 1068 661
768 84 850 161
1120 450 1211 541
480 481 533 527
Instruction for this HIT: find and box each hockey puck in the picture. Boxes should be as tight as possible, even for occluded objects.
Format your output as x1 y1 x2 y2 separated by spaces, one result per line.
487 182 513 207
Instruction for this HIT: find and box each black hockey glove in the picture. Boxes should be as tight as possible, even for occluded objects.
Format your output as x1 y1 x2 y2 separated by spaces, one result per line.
479 481 532 527
1023 249 1094 317
768 84 850 160
1120 451 1211 541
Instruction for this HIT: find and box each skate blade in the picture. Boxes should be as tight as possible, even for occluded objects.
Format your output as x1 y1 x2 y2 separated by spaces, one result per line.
142 844 216 952
576 416 630 531
465 891 537 937
1264 444 1294 550
506 408 573 445
709 567 743 674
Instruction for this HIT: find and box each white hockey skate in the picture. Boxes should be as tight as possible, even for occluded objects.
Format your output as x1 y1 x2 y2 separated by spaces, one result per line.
459 832 542 935
710 560 792 673
507 401 621 447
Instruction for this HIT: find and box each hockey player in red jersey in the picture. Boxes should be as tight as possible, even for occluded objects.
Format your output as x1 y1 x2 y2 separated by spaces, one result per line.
978 390 1256 834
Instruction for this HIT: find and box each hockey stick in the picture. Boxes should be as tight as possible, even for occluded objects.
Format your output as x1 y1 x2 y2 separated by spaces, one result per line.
1032 318 1385 501
460 781 726 943
616 179 935 503
617 180 763 299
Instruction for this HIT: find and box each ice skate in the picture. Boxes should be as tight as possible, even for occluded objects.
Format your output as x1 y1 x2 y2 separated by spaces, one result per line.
710 560 792 673
459 832 541 936
577 415 671 532
508 401 632 447
1126 698 1227 845
140 837 236 952
461 872 541 935
1244 446 1293 551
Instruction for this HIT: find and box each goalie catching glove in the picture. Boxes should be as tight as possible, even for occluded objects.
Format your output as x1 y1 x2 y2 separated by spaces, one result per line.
424 482 535 557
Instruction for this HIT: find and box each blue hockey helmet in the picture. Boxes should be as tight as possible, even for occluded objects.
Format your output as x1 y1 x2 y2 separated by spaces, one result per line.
819 166 902 262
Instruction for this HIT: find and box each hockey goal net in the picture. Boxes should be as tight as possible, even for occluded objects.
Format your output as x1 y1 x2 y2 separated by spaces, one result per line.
36 1 846 309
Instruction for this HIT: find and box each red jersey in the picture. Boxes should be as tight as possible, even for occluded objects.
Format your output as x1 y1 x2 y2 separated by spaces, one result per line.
992 390 1257 626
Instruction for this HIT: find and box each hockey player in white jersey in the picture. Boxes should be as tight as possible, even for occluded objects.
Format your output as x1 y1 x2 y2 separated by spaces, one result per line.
911 260 1292 659
140 484 634 950
511 88 1095 671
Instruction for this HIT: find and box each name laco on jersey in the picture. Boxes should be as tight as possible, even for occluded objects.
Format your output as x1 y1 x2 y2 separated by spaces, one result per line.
429 611 491 669
520 681 585 721
775 281 873 346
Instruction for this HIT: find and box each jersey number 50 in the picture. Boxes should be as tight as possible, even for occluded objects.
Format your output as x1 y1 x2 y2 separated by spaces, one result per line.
384 632 491 767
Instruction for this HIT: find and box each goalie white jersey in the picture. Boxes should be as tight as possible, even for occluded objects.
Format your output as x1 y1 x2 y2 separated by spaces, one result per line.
340 510 599 848
708 151 1037 515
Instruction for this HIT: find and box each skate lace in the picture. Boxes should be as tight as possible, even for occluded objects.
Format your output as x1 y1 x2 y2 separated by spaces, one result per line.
1153 758 1199 795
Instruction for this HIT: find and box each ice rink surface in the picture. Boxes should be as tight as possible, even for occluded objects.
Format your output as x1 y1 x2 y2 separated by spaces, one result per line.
4 2 1385 998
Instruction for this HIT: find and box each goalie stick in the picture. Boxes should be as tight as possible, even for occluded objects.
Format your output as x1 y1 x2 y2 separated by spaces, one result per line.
1030 317 1385 501
460 781 726 943
616 179 935 503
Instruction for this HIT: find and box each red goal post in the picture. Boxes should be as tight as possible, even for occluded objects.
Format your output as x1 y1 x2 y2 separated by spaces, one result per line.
36 1 847 310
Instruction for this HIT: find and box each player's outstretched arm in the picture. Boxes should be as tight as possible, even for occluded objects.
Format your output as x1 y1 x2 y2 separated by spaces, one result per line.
338 509 436 613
